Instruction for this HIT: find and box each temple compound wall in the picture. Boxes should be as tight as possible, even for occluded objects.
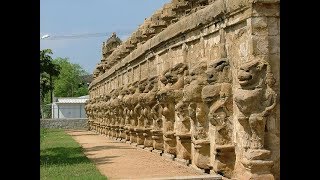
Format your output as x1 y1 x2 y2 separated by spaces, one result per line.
40 118 88 129
85 0 280 179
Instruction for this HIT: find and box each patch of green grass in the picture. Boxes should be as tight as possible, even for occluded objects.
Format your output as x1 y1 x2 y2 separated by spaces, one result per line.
40 129 107 180
40 128 47 144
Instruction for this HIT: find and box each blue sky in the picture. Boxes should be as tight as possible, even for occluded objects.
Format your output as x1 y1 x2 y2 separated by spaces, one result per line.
40 0 170 73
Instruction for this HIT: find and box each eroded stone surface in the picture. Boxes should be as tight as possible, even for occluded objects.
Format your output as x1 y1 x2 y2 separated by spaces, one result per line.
85 0 280 179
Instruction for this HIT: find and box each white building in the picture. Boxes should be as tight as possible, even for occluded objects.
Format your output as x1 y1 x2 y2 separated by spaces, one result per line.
51 95 89 119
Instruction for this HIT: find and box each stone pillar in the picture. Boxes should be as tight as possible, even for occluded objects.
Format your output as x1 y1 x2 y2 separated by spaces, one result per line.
122 84 132 142
150 103 164 154
135 79 148 148
174 101 192 166
142 76 159 151
105 103 112 138
118 89 127 141
232 1 279 179
157 63 188 160
202 58 235 178
183 61 210 171
233 59 277 180
161 100 176 160
142 106 154 151
123 107 131 142
129 82 139 145
126 82 138 144
102 95 111 136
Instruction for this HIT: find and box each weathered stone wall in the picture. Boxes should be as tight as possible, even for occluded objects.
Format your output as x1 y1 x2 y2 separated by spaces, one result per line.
40 119 88 129
86 0 280 179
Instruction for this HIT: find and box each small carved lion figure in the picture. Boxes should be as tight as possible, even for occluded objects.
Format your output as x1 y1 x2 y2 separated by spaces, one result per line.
202 58 233 145
159 63 188 92
175 101 191 134
151 102 163 131
135 78 148 128
157 63 189 131
234 59 276 149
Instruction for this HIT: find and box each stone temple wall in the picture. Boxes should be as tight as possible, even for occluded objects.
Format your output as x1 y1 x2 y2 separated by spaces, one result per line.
85 0 280 179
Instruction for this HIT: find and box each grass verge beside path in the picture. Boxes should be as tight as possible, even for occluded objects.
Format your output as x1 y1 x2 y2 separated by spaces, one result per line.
40 129 107 180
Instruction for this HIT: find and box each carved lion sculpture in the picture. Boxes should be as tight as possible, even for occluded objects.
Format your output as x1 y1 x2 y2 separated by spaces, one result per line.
234 59 276 149
183 61 207 103
159 62 188 92
202 58 232 145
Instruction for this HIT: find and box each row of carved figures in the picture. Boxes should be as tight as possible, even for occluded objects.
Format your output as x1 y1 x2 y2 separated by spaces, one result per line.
85 58 277 178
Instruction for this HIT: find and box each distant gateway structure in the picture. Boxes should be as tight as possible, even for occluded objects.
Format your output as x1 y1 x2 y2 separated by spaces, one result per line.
85 0 280 179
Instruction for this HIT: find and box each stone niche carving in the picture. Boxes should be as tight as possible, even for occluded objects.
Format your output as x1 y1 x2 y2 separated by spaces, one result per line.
157 63 188 159
234 59 277 179
202 58 235 178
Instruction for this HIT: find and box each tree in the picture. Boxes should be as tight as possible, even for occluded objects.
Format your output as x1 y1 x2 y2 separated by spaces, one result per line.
52 57 89 97
40 49 61 102
40 49 61 118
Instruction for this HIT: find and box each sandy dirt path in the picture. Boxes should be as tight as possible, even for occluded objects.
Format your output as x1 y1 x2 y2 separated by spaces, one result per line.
66 130 218 180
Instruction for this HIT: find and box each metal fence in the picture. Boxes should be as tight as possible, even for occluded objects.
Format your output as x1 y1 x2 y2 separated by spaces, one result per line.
40 104 87 119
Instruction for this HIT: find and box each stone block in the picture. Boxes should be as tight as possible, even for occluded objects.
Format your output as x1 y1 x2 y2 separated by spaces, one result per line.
152 149 163 156
162 152 175 161
174 158 190 166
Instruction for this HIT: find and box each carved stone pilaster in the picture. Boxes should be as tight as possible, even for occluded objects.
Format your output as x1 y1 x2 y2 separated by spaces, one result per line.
202 58 235 178
158 63 188 158
183 61 210 170
234 59 277 179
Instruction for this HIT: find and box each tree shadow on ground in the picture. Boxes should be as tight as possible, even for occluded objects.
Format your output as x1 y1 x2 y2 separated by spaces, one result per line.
68 133 99 136
41 147 119 166
84 144 136 152
104 141 127 144
90 156 118 165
